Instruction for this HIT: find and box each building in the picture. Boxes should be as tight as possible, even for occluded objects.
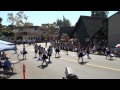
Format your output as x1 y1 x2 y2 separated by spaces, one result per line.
71 16 106 47
108 11 120 48
16 23 49 42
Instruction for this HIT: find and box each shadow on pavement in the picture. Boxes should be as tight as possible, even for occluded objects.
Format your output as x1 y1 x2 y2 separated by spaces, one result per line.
19 59 27 61
34 57 37 59
0 71 17 79
37 65 48 69
54 56 61 58
79 61 89 65
107 58 115 61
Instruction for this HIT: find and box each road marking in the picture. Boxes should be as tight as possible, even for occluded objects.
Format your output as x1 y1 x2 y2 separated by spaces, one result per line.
61 58 78 63
20 47 120 72
86 63 120 72
61 57 120 72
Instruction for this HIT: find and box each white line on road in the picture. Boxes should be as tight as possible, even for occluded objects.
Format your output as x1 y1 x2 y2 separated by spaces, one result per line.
61 57 120 72
86 63 120 72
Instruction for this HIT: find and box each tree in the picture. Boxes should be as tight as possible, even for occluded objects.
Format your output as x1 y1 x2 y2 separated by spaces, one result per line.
7 11 28 29
0 17 2 24
91 11 109 18
62 16 71 26
0 17 3 33
56 19 63 28
7 11 28 41
56 16 71 28
7 24 16 30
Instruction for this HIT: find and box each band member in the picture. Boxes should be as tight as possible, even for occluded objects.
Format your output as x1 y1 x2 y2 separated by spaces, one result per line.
78 48 84 63
55 45 60 57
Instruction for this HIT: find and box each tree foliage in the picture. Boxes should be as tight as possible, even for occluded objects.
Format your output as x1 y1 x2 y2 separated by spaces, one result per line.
91 11 109 18
2 31 15 37
0 17 2 24
7 11 28 28
0 17 3 33
56 16 71 28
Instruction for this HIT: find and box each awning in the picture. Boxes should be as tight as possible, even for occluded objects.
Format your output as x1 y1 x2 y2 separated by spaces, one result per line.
116 44 120 48
0 40 14 45
0 40 16 51
0 43 15 51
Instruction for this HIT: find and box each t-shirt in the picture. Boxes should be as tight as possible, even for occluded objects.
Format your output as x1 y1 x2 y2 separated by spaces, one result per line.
4 59 11 67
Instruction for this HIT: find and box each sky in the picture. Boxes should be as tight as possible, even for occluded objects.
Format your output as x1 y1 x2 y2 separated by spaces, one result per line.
0 11 118 26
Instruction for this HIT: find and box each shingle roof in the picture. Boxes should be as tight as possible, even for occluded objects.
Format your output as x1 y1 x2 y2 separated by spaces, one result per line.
72 16 106 38
80 16 106 37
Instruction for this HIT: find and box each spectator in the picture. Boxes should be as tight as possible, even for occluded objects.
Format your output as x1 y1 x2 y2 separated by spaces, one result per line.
3 58 13 72
0 60 3 69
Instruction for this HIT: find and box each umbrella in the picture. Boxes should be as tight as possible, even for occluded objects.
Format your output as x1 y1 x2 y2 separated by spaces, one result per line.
116 44 120 48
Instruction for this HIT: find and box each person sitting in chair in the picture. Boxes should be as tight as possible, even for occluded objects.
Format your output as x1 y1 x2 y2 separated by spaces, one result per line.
3 58 13 72
0 60 3 69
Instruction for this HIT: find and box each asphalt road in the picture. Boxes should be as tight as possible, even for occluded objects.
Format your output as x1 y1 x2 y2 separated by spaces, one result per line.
4 42 120 79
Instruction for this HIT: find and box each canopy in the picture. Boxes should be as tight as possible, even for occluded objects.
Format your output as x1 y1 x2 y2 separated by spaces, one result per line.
0 40 16 51
0 40 14 45
116 44 120 48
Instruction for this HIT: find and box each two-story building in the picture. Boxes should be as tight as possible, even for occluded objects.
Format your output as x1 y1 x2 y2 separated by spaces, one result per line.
16 23 49 42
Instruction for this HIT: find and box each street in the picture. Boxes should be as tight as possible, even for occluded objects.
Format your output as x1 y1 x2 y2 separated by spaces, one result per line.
4 42 120 79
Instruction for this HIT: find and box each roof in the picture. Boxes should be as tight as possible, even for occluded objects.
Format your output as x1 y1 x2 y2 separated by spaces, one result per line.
81 16 106 37
73 16 106 37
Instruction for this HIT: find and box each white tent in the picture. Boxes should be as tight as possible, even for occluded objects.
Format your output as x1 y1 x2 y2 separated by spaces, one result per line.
0 40 15 51
116 44 120 48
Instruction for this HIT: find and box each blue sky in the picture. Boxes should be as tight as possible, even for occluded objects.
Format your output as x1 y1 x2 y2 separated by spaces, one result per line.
0 11 118 26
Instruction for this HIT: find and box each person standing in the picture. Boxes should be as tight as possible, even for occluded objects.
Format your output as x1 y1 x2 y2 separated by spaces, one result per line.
23 45 27 60
45 39 47 48
34 44 38 58
78 48 84 63
47 46 53 63
38 45 42 57
86 47 91 59
64 45 69 55
42 48 48 66
55 45 60 57
106 46 111 59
